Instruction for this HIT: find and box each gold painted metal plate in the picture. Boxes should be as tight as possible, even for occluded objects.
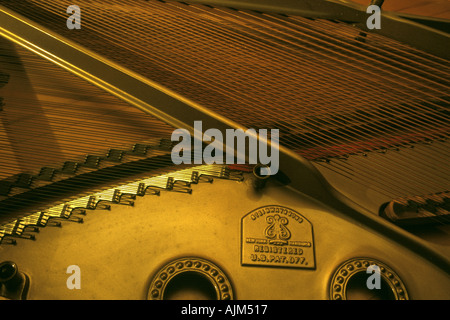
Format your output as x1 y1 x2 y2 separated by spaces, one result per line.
241 205 315 269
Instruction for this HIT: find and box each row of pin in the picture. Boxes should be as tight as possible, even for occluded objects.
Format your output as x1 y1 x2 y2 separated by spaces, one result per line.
0 164 243 245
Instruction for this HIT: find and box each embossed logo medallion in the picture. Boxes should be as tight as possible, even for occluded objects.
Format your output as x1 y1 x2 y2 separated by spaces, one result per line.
241 205 315 269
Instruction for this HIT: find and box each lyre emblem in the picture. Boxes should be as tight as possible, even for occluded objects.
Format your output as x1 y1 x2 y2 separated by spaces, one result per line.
264 214 291 245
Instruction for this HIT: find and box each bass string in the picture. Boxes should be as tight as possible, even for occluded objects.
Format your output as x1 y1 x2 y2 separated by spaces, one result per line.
7 0 450 103
21 2 450 159
13 1 446 124
20 1 450 112
319 148 450 199
0 9 446 170
217 5 449 93
0 51 446 200
0 0 448 220
283 15 450 79
4 49 450 178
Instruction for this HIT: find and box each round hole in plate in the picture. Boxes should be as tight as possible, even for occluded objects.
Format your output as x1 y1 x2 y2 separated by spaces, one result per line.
329 258 408 300
163 271 217 300
345 271 396 300
148 257 234 300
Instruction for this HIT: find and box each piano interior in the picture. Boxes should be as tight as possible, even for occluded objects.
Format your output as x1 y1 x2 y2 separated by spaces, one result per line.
0 0 449 300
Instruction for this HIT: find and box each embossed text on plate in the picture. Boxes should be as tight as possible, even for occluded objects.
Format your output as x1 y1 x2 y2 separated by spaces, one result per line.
241 205 315 269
